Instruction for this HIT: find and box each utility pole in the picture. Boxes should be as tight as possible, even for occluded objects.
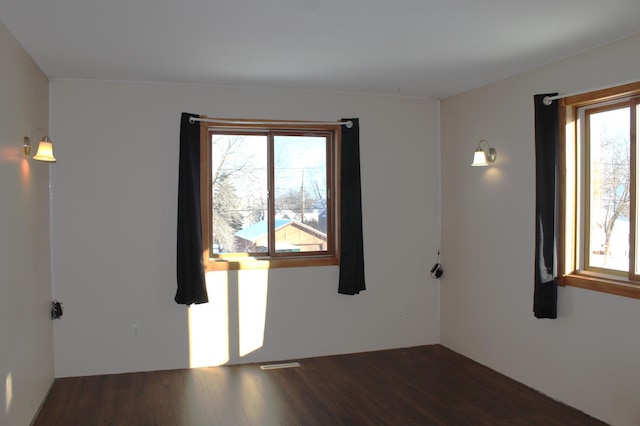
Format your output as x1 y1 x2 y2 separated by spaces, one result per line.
300 169 305 223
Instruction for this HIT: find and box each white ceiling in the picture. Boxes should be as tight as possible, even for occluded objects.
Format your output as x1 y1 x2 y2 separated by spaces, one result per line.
1 0 640 99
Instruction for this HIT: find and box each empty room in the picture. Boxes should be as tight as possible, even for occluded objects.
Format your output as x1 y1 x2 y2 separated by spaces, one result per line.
2 1 640 425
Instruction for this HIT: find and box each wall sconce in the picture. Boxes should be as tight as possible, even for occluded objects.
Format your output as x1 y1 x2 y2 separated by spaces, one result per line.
471 139 496 166
23 126 57 162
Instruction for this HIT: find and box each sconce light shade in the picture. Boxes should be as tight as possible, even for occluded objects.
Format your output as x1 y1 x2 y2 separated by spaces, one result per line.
471 148 488 166
471 139 497 167
33 137 57 162
23 126 57 162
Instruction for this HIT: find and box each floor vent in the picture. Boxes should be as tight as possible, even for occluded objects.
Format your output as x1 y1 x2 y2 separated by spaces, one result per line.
260 362 301 370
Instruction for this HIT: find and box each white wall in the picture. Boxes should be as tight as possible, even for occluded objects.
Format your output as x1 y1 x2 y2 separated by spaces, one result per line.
50 79 441 377
0 21 54 426
440 33 640 426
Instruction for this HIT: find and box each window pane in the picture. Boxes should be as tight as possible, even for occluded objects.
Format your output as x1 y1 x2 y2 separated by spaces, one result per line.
587 106 630 272
211 134 267 254
273 135 328 253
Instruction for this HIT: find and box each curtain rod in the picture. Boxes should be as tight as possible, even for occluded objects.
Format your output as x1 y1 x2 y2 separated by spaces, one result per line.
189 117 353 128
543 79 639 106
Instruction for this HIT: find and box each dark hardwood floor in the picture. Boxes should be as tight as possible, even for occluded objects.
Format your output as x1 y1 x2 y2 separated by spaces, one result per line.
34 345 606 425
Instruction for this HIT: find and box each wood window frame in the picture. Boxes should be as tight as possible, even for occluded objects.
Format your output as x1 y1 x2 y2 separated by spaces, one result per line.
199 117 341 271
559 82 640 299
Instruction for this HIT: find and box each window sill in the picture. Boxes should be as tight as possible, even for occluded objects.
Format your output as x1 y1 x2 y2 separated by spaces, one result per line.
205 256 339 271
560 273 640 299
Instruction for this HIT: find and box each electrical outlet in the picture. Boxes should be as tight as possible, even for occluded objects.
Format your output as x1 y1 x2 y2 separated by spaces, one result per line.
397 308 404 320
132 324 140 338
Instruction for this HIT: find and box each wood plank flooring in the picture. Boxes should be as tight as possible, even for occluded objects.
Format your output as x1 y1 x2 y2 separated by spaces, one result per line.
34 345 606 425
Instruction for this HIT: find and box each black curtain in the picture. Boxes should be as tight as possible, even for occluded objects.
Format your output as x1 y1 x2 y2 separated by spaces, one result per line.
534 95 559 318
175 112 209 305
338 118 366 295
